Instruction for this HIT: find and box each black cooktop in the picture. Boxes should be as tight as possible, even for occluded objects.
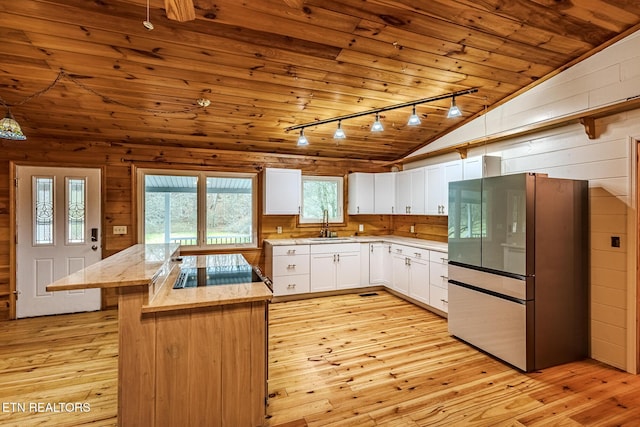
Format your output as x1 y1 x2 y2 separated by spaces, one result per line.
173 265 256 289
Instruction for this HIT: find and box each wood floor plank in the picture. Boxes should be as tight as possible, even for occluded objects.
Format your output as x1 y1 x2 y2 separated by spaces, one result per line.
266 291 640 427
2 291 640 426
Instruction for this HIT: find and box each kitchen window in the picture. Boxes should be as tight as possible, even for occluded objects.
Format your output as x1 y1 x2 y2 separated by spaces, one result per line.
138 169 257 249
299 175 344 224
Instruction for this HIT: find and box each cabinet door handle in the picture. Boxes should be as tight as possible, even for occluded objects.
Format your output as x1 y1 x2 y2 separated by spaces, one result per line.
287 249 296 255
371 245 374 253
414 252 421 258
287 284 297 289
333 254 336 262
287 264 296 269
337 253 340 262
440 275 448 279
357 206 360 214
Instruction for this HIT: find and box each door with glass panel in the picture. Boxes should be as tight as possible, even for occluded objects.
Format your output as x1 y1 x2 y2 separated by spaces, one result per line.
15 166 101 318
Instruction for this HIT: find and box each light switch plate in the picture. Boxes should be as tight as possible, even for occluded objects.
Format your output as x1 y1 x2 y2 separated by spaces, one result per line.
358 224 364 232
113 225 127 235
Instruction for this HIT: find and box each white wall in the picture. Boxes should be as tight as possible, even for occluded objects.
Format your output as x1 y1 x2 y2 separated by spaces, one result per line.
405 30 640 372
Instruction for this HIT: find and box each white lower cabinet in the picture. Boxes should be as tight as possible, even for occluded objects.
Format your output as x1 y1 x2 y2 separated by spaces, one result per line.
265 244 311 296
369 242 392 285
267 240 448 315
310 243 361 292
391 244 430 305
428 250 449 313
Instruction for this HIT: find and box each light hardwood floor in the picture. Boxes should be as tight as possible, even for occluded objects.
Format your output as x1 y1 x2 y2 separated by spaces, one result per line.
1 291 640 426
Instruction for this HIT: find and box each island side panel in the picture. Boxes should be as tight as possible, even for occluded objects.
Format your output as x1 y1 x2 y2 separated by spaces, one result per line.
251 301 268 425
221 302 266 426
154 311 192 427
154 306 224 427
188 307 223 427
118 285 156 427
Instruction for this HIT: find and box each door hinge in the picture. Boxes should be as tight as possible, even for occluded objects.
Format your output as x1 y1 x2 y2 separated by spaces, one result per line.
13 177 18 188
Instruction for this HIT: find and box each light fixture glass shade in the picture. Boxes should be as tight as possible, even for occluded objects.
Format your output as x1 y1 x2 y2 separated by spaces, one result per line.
407 105 421 126
371 113 384 132
333 121 345 139
447 97 462 118
297 129 308 146
0 113 26 140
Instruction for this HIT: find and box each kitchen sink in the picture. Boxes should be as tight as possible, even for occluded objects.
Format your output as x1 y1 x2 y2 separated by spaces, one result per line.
307 237 354 242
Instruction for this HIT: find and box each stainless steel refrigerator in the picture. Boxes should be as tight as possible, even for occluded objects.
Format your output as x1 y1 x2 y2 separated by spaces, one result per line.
447 172 588 372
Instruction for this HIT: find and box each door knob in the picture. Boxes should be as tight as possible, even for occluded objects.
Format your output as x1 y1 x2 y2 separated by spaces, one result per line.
91 245 98 251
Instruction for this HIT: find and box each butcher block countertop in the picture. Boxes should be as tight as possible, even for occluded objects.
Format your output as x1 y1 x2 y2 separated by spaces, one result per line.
143 253 272 313
46 243 180 291
46 244 272 312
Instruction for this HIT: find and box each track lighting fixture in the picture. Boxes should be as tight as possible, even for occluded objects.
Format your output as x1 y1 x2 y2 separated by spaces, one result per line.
447 96 462 118
286 88 477 145
371 113 384 132
297 129 308 146
333 120 346 139
407 105 421 126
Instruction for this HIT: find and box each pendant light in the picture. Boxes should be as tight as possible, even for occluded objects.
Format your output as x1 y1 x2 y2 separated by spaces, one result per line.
371 112 384 132
447 96 462 118
0 109 26 140
333 120 346 139
297 129 308 146
407 105 421 126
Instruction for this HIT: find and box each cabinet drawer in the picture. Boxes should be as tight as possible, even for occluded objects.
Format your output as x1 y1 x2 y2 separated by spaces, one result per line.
273 254 310 276
272 245 310 256
272 274 310 296
391 244 429 260
429 250 448 265
310 242 360 254
429 284 448 313
429 260 448 289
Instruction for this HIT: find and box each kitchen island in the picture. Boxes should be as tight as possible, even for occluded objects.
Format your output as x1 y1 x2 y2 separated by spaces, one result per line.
46 244 272 427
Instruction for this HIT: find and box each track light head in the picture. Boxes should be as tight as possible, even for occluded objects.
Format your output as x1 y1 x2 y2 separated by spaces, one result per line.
334 121 346 139
297 129 308 146
447 97 462 118
407 105 421 126
371 113 384 132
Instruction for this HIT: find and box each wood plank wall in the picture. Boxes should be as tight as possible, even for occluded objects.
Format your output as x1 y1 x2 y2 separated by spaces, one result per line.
0 139 447 319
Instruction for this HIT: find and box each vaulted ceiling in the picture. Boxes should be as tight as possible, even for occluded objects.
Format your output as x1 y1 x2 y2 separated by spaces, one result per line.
2 0 640 161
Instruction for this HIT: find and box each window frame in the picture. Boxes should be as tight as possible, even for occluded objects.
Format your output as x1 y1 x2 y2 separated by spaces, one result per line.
137 168 258 250
298 175 345 225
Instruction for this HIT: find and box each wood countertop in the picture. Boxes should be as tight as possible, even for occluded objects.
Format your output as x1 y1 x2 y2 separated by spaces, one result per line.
46 244 272 313
143 253 272 313
46 243 180 291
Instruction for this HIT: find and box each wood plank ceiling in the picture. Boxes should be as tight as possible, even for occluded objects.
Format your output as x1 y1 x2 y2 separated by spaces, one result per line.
1 0 640 161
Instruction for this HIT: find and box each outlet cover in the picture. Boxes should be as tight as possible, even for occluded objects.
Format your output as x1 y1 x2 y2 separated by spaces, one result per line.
358 224 364 232
276 226 283 234
113 225 127 235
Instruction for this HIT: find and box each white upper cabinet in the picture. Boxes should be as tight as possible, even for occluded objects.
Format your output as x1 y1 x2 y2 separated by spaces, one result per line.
374 173 396 214
263 168 301 215
348 173 375 215
396 168 425 215
462 155 501 180
426 160 462 215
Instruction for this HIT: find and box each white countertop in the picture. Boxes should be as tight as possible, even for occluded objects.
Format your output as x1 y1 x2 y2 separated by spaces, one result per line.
264 235 448 252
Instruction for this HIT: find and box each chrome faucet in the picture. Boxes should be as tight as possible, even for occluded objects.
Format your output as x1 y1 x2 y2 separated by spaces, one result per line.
320 209 330 237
